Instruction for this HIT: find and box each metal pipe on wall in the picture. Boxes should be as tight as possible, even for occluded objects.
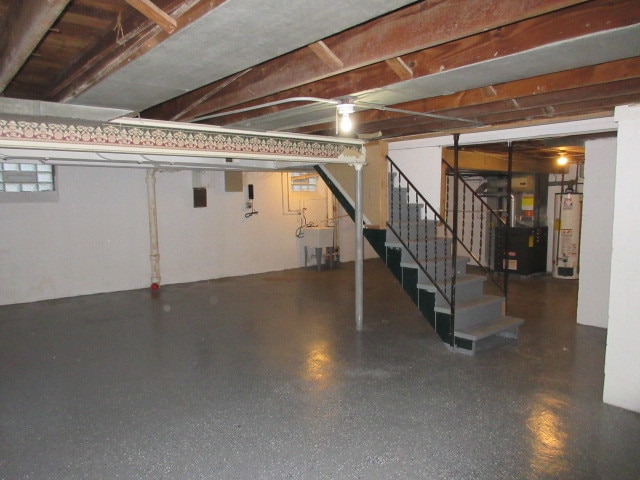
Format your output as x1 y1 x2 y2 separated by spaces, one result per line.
146 168 161 288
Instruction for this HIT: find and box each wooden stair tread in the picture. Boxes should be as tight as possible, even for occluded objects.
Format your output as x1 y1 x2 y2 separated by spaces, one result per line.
455 316 524 341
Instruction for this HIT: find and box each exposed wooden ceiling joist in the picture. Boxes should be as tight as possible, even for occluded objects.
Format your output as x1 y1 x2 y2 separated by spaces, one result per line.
385 58 413 82
0 0 72 93
124 0 177 34
354 58 640 131
184 0 639 129
47 0 227 102
143 0 590 121
298 57 640 137
308 41 344 70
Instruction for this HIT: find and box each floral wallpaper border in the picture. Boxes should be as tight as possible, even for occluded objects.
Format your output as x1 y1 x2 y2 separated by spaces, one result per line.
0 119 363 160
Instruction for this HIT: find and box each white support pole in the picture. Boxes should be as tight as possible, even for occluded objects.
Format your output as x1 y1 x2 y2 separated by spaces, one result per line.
354 163 364 331
146 168 161 287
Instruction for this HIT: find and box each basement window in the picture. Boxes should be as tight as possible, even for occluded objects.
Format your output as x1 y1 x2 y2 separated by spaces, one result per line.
0 162 58 203
290 172 318 192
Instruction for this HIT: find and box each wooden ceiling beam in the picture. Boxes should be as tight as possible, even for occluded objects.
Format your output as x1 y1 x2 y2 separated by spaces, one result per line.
353 84 640 138
474 93 639 126
297 72 640 137
351 57 640 127
379 108 618 140
166 69 252 121
308 41 344 70
144 0 589 120
385 57 413 81
48 0 227 102
191 0 640 127
124 0 177 34
0 0 71 93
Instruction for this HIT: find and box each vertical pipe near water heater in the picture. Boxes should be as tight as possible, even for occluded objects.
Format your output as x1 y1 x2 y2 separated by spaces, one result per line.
146 169 161 288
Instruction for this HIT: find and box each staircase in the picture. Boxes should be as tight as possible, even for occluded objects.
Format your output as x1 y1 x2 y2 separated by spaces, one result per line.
316 153 524 355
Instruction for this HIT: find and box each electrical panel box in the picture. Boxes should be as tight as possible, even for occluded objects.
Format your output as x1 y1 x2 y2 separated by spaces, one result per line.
224 171 243 192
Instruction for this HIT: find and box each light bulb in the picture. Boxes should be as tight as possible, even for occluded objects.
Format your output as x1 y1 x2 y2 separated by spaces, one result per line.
340 113 352 132
336 102 355 133
557 155 568 165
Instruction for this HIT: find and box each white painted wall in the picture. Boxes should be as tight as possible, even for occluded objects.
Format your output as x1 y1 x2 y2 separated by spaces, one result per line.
155 170 303 284
0 165 370 306
0 166 150 305
387 143 442 213
603 105 640 413
576 137 617 329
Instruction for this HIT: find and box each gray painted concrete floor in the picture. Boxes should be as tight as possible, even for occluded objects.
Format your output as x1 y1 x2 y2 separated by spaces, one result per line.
1 259 639 479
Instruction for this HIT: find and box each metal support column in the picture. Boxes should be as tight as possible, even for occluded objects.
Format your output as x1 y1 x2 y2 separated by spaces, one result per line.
354 163 364 331
504 141 513 301
146 168 161 288
450 133 460 348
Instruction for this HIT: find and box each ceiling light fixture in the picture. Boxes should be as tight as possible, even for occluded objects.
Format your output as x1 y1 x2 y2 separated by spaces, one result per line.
337 102 355 133
557 154 568 165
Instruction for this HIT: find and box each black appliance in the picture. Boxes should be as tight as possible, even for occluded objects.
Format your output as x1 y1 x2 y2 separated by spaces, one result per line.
494 226 548 275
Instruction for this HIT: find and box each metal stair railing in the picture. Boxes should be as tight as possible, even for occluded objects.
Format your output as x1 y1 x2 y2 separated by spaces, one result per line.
387 156 456 328
442 159 508 296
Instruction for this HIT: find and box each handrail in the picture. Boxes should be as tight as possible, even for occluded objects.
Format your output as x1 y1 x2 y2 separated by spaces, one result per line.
386 155 455 309
389 158 453 230
442 159 507 295
441 159 507 220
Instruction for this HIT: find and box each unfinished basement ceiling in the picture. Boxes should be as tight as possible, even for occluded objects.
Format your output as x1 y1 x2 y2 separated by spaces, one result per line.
222 23 640 133
1 0 640 141
0 0 416 108
68 0 418 111
453 139 588 164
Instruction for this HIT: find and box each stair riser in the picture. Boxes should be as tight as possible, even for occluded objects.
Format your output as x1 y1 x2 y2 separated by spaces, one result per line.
434 280 485 307
385 246 403 282
454 299 504 329
389 206 424 222
416 258 468 283
435 312 453 344
392 239 450 261
390 247 464 283
386 223 439 242
401 266 419 304
418 289 436 328
388 186 410 200
407 241 453 261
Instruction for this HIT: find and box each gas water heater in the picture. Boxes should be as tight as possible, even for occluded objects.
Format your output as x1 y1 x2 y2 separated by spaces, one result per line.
553 191 583 279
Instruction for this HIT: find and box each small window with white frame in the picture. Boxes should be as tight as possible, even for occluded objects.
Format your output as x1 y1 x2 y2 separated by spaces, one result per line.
0 161 58 202
290 172 318 192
